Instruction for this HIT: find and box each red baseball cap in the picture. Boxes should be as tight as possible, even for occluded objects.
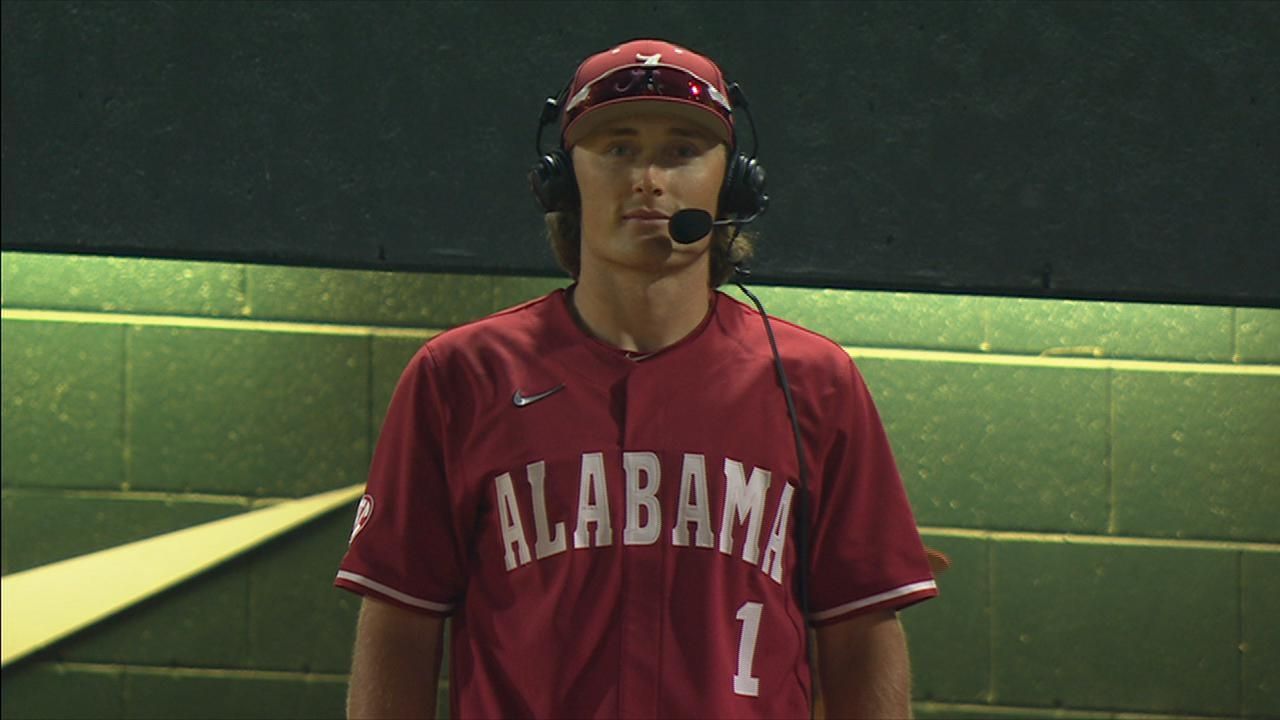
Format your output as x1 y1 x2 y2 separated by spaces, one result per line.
561 39 735 148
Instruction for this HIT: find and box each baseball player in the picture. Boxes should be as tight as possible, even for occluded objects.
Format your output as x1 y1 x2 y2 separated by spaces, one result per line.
337 39 938 719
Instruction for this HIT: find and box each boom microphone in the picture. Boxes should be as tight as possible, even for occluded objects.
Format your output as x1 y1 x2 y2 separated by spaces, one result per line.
667 208 761 245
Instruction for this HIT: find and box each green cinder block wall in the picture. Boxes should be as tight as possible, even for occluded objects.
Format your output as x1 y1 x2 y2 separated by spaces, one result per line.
2 251 1277 720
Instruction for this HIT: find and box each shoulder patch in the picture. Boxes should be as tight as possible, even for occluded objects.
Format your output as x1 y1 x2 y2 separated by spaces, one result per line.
349 494 374 544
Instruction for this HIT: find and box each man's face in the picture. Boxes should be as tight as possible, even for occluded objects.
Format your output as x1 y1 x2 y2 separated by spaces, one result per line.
571 112 728 279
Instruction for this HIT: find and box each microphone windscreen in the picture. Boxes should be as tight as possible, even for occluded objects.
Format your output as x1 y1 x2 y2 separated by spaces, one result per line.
668 209 714 245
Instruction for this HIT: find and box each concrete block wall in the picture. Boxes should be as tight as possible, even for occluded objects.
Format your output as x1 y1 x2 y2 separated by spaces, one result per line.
1 251 1276 719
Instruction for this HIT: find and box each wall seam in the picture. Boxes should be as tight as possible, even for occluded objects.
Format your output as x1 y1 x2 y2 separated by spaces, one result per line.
239 264 251 317
122 325 133 492
0 308 442 339
0 487 291 506
1236 550 1244 718
240 262 254 666
1106 366 1116 534
120 663 132 717
912 700 1242 720
916 527 1280 553
1230 307 1238 361
53 660 351 682
986 537 996 704
245 525 255 665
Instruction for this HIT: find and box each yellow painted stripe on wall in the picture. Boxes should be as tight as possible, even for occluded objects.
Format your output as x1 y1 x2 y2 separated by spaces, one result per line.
4 308 1276 376
846 346 1280 376
0 483 364 668
0 308 439 338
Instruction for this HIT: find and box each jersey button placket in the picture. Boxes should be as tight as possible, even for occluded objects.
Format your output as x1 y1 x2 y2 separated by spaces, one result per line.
617 365 664 718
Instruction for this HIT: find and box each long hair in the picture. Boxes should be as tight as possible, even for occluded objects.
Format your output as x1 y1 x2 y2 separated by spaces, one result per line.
545 211 755 287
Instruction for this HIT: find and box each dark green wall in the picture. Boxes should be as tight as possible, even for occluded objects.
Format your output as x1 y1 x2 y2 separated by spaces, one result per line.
4 1 1278 306
1 251 1278 719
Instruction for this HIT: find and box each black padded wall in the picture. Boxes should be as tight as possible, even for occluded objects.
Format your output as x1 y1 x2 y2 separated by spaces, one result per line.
3 1 1277 306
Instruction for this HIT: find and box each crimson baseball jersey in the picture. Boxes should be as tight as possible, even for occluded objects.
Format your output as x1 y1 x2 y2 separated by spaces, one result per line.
335 288 937 719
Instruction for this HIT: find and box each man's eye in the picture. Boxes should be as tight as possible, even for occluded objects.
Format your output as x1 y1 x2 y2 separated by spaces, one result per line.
606 144 632 157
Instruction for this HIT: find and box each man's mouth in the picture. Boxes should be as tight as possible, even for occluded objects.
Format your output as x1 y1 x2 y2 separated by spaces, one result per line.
623 210 671 221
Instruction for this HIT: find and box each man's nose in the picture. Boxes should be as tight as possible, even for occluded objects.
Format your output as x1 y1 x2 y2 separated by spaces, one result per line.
632 161 666 196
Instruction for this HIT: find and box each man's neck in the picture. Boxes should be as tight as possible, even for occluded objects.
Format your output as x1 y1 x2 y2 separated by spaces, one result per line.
570 265 712 354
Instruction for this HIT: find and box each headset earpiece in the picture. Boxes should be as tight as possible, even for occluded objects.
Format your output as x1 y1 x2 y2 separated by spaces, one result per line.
529 148 578 213
719 82 768 221
719 152 768 220
529 93 581 213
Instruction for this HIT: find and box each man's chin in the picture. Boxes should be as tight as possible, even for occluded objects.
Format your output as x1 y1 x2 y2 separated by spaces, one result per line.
631 228 704 250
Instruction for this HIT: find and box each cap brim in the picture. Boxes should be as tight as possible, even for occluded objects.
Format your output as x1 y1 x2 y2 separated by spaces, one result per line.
563 98 733 148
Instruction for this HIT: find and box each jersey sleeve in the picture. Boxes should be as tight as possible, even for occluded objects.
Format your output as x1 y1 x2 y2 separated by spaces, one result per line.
806 355 937 626
334 344 467 616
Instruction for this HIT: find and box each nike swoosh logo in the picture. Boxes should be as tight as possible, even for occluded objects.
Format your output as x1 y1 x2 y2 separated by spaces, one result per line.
512 384 565 407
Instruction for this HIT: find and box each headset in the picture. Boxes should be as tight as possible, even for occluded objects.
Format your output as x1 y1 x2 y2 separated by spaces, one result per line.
528 81 769 224
527 71 820 719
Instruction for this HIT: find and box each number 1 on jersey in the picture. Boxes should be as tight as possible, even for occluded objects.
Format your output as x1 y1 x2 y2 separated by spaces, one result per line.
734 601 763 697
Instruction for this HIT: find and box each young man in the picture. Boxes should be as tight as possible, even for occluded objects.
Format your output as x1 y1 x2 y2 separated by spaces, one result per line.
337 39 938 719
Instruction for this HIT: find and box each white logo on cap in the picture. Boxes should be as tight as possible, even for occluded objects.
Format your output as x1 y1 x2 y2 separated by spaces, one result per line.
636 52 662 65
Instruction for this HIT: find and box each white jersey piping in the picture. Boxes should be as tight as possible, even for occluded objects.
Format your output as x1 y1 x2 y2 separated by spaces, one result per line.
809 580 938 622
335 570 454 613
